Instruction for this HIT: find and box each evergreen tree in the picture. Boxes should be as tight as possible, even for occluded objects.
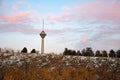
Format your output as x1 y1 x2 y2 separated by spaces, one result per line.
82 49 86 56
102 50 107 57
109 49 116 57
63 48 77 55
31 49 36 53
21 47 27 53
116 50 120 58
72 50 77 55
76 50 81 56
86 47 94 56
63 48 68 55
68 49 73 55
82 47 94 56
95 50 102 57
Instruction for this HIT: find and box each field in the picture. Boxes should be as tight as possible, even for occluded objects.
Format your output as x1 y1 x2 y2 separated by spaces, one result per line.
0 53 120 80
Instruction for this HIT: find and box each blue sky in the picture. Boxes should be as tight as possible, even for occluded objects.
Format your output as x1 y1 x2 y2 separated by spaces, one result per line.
0 0 120 53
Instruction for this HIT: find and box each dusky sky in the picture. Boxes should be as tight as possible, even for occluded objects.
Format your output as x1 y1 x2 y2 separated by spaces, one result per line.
0 0 120 53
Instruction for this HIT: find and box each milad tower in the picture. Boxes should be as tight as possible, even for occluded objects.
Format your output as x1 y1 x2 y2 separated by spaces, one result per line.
40 20 46 54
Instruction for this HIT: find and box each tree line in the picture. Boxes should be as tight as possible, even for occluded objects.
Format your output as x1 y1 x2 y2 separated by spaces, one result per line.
63 47 120 58
1 47 120 58
0 47 38 53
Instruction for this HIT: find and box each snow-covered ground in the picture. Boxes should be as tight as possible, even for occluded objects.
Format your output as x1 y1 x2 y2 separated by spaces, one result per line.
0 52 120 73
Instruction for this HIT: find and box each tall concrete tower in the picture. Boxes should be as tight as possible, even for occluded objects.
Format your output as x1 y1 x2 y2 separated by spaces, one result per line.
40 20 46 54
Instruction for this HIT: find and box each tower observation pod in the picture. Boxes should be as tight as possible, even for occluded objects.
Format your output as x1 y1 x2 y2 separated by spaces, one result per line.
40 20 46 54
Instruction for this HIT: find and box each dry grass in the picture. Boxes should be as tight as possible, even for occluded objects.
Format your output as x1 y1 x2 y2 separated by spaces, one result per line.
1 66 119 80
0 54 120 80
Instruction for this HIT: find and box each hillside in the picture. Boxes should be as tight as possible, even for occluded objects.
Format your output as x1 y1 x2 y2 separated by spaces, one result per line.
0 53 120 80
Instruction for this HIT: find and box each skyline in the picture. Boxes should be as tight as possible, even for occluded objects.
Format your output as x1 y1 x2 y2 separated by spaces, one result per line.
0 0 120 53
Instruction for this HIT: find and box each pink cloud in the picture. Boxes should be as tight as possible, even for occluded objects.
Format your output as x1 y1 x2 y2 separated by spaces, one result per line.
18 11 33 17
0 11 36 22
46 13 72 23
74 1 120 24
81 37 88 43
0 23 39 34
0 22 73 35
11 0 31 12
12 6 18 11
46 1 120 25
0 0 36 23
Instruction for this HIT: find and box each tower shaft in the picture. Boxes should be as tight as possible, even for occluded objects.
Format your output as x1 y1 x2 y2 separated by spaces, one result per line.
41 38 44 54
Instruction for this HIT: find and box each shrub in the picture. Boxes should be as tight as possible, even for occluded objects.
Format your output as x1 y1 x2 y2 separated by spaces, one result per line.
63 48 68 55
109 49 116 57
82 47 94 56
21 47 27 53
116 50 120 58
31 49 36 53
63 48 77 55
102 50 107 57
76 50 81 56
95 50 102 57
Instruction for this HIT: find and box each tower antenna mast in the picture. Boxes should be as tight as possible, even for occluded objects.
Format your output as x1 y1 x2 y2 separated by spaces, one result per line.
42 19 44 30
